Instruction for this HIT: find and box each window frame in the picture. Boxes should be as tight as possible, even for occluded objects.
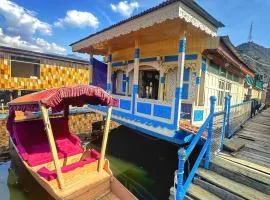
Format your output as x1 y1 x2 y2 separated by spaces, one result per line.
10 55 41 79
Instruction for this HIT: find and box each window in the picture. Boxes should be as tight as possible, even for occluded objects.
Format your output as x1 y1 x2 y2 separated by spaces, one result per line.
11 56 40 78
138 70 159 100
217 80 231 106
112 70 127 95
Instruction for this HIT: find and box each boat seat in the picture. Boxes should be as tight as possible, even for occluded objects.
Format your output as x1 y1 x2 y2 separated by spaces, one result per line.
14 117 84 166
37 149 100 181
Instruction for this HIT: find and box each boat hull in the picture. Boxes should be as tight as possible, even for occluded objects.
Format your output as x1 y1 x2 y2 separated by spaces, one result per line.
9 138 138 200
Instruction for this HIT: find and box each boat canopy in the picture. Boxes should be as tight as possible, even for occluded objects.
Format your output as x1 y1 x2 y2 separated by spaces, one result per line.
8 85 118 113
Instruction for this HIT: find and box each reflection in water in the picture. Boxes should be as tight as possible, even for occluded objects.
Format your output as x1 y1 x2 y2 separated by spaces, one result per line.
0 126 180 200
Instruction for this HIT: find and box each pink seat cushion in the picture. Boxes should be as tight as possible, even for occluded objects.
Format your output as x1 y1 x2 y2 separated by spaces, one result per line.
27 137 83 166
13 117 83 166
37 150 100 181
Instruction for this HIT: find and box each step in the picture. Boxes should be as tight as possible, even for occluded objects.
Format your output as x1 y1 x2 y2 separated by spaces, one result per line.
210 156 270 194
193 177 244 200
187 183 221 200
196 168 270 200
168 187 194 200
218 153 270 175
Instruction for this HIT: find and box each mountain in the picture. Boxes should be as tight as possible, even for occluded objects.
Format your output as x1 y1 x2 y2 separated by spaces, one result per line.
237 42 270 77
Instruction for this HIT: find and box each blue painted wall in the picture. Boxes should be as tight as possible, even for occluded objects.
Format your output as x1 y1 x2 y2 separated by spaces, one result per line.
182 84 189 99
153 105 171 119
183 68 190 81
137 102 151 115
120 99 131 110
194 110 204 121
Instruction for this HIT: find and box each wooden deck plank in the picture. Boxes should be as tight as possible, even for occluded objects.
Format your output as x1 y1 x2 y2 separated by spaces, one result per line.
197 168 270 200
187 184 221 200
224 108 270 167
218 153 270 175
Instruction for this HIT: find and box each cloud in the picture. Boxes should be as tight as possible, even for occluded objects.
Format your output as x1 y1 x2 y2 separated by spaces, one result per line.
111 1 139 17
0 0 66 55
54 10 99 28
0 0 52 38
0 28 66 55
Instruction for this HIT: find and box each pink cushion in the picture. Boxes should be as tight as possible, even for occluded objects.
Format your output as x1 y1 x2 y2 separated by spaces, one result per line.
26 137 83 167
37 150 99 181
12 117 84 166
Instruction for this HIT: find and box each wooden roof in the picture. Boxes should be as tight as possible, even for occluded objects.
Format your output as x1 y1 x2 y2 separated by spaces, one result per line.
203 36 255 77
70 0 224 47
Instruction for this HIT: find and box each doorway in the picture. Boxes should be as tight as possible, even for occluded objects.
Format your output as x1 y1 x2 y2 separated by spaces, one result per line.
138 70 159 100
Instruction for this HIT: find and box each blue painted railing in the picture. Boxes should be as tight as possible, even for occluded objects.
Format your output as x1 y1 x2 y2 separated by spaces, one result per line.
176 96 216 200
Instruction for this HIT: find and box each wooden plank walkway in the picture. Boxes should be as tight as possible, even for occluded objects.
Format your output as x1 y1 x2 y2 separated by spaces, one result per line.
183 108 270 200
225 108 270 168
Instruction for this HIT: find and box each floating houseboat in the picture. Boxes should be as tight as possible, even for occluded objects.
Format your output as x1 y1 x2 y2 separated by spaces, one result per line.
7 85 138 200
71 0 263 144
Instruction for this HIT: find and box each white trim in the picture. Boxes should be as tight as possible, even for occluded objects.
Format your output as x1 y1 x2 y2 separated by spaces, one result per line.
72 2 217 51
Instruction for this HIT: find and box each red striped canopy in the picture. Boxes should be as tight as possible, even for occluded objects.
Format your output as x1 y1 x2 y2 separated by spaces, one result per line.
8 85 118 112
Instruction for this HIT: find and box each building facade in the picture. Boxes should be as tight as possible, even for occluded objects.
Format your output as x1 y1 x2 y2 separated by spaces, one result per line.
0 46 90 108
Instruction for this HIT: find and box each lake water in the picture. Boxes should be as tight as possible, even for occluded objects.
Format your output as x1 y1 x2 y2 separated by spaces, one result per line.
0 126 181 200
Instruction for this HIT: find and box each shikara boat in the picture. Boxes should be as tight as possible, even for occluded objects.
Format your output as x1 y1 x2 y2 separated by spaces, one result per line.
7 85 138 200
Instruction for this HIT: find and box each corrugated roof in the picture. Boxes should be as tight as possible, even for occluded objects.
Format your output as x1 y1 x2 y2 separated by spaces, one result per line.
70 0 224 46
0 46 89 64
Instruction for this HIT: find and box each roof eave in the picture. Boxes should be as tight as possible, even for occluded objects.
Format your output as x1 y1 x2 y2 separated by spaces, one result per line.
70 0 224 47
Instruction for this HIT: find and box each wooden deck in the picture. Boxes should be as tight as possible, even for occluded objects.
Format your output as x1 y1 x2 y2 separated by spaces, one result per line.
184 107 270 200
224 108 270 167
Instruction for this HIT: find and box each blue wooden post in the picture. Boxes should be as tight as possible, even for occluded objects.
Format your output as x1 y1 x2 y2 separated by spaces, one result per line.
226 95 232 138
173 35 186 130
204 96 216 169
220 96 229 151
132 45 140 115
106 53 112 93
176 148 186 200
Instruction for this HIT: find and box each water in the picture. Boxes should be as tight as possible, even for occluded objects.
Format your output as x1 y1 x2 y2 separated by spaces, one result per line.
0 126 180 200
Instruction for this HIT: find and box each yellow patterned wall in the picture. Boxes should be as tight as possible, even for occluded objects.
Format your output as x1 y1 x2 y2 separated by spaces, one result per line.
0 56 90 90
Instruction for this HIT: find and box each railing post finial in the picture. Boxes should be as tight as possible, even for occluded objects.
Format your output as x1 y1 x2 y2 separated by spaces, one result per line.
176 148 186 200
204 96 216 169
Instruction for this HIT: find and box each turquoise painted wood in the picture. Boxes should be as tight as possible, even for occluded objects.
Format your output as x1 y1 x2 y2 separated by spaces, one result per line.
176 96 216 200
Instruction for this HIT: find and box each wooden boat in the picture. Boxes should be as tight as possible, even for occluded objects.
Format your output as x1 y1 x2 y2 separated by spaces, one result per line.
7 85 138 200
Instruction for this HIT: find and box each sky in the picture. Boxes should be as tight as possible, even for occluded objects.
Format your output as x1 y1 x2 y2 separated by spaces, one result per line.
0 0 269 58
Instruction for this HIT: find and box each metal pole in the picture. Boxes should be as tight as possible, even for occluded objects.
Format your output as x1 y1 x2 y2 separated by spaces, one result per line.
220 96 229 151
98 106 112 172
176 148 186 200
204 96 216 169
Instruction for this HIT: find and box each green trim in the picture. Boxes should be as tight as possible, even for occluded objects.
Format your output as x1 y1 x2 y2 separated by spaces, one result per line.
255 80 264 90
245 75 254 86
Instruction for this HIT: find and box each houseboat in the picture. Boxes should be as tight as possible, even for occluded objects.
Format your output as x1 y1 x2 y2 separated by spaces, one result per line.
71 0 261 144
7 85 138 200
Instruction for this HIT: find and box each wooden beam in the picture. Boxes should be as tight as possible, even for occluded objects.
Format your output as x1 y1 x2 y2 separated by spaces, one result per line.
98 106 112 172
40 105 65 189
